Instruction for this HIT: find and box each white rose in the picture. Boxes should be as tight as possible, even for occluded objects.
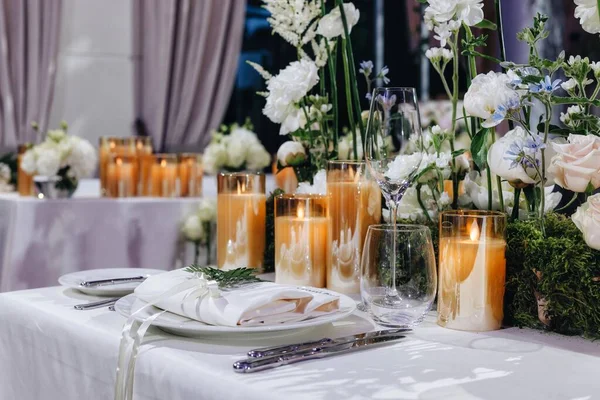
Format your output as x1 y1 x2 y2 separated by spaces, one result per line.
203 142 228 174
246 143 271 171
488 127 545 185
316 2 360 39
20 150 36 174
279 108 307 136
574 0 600 35
35 148 61 177
572 193 600 250
197 198 217 222
296 169 327 195
464 71 520 128
182 215 205 242
277 141 306 167
263 60 319 124
548 134 600 192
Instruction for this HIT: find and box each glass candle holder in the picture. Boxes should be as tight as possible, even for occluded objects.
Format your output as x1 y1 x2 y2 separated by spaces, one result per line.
132 137 153 194
275 194 329 288
179 153 203 197
327 161 381 294
147 154 179 197
272 162 298 194
99 137 124 197
17 144 34 196
106 154 138 197
437 210 507 332
217 172 266 270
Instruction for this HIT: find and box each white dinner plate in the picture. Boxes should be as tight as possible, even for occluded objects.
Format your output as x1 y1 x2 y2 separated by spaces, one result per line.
59 268 165 296
114 290 357 338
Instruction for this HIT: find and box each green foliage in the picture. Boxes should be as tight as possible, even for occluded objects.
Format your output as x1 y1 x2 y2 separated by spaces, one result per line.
470 127 490 170
184 265 263 287
263 188 285 273
0 152 17 185
504 213 600 339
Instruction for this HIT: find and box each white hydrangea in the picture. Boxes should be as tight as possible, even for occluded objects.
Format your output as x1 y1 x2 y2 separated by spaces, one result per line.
263 60 320 124
35 148 61 177
202 142 228 175
316 2 360 39
296 169 327 195
246 143 272 171
65 137 97 180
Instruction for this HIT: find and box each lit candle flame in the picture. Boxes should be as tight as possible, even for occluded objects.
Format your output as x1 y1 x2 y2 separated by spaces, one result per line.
160 160 167 168
469 220 480 241
116 158 123 166
297 203 305 219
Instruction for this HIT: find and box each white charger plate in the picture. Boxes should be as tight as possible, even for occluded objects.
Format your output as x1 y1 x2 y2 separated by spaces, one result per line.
114 290 357 338
59 268 165 296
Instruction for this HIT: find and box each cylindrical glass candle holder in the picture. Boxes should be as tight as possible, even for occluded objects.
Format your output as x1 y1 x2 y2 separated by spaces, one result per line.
275 194 329 288
272 162 298 193
147 154 179 197
217 172 266 270
327 161 381 294
133 137 153 194
17 144 34 196
106 154 138 197
99 137 125 196
437 210 507 332
179 153 203 197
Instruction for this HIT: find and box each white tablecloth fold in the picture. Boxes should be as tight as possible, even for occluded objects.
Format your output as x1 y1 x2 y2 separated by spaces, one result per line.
134 269 340 326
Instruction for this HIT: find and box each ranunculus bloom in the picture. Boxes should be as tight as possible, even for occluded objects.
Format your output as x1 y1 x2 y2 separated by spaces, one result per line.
572 193 600 250
575 0 600 35
548 134 600 193
277 141 306 167
464 71 520 128
317 3 360 39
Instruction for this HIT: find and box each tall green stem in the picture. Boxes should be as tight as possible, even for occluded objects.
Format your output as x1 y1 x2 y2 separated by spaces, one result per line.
486 165 493 211
511 188 521 221
341 39 358 160
325 39 338 152
490 128 505 212
449 34 461 209
416 184 434 224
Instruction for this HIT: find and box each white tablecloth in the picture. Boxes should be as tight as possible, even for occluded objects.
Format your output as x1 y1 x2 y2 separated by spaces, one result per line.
0 286 598 400
0 176 276 292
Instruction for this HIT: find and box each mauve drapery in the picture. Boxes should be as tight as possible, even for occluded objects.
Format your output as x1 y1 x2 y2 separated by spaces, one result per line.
133 0 246 152
0 0 63 147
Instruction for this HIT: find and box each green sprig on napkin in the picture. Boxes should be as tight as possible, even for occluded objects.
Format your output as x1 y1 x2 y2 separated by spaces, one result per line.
184 265 263 288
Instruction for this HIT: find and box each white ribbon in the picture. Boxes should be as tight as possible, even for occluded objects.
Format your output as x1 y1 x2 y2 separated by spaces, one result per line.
114 273 220 400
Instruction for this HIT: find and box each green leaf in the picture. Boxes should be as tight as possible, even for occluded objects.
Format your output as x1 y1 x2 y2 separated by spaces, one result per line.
535 123 572 136
551 97 600 107
451 149 467 158
183 265 263 287
470 127 490 170
475 19 497 30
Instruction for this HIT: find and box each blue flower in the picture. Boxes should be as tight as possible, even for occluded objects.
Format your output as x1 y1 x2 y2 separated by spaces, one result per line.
359 60 373 76
529 75 561 93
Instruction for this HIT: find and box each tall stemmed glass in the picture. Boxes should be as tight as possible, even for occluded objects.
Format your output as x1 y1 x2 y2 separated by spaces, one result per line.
364 87 423 303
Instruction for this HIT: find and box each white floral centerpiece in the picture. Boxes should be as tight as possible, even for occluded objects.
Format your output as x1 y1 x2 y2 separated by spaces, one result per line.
0 163 14 193
250 0 389 185
414 0 600 338
20 122 96 197
203 120 271 175
182 198 217 265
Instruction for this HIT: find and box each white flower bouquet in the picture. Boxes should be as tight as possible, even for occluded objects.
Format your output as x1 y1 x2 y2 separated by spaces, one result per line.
20 122 97 194
203 120 271 175
182 198 217 264
250 0 389 185
416 0 600 338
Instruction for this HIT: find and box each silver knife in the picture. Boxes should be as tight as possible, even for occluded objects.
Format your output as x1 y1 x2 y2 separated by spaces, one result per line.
233 334 406 373
73 297 120 310
79 276 146 287
247 328 411 358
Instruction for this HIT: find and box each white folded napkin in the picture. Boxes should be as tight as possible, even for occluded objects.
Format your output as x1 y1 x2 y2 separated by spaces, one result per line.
134 269 340 327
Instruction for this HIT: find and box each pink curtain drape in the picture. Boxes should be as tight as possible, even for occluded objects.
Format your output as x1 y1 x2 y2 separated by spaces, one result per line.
133 0 246 152
0 0 63 147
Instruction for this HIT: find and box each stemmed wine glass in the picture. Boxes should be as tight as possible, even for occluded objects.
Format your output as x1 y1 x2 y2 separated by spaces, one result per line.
363 87 424 317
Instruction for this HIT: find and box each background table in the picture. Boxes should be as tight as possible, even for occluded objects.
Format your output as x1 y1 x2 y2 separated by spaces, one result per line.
1 286 599 400
0 176 276 292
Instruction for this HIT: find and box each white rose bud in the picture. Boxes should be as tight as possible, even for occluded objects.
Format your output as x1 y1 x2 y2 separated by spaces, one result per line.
182 215 205 242
572 193 600 250
277 141 306 167
197 199 217 222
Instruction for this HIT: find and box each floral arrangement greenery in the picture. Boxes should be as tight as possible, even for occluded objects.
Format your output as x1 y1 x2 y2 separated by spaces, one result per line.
250 0 389 185
202 119 271 175
182 198 217 265
417 0 600 337
263 188 285 273
20 121 97 192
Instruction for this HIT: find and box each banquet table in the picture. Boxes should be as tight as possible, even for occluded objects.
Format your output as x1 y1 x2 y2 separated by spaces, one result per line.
0 176 275 292
1 286 599 400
